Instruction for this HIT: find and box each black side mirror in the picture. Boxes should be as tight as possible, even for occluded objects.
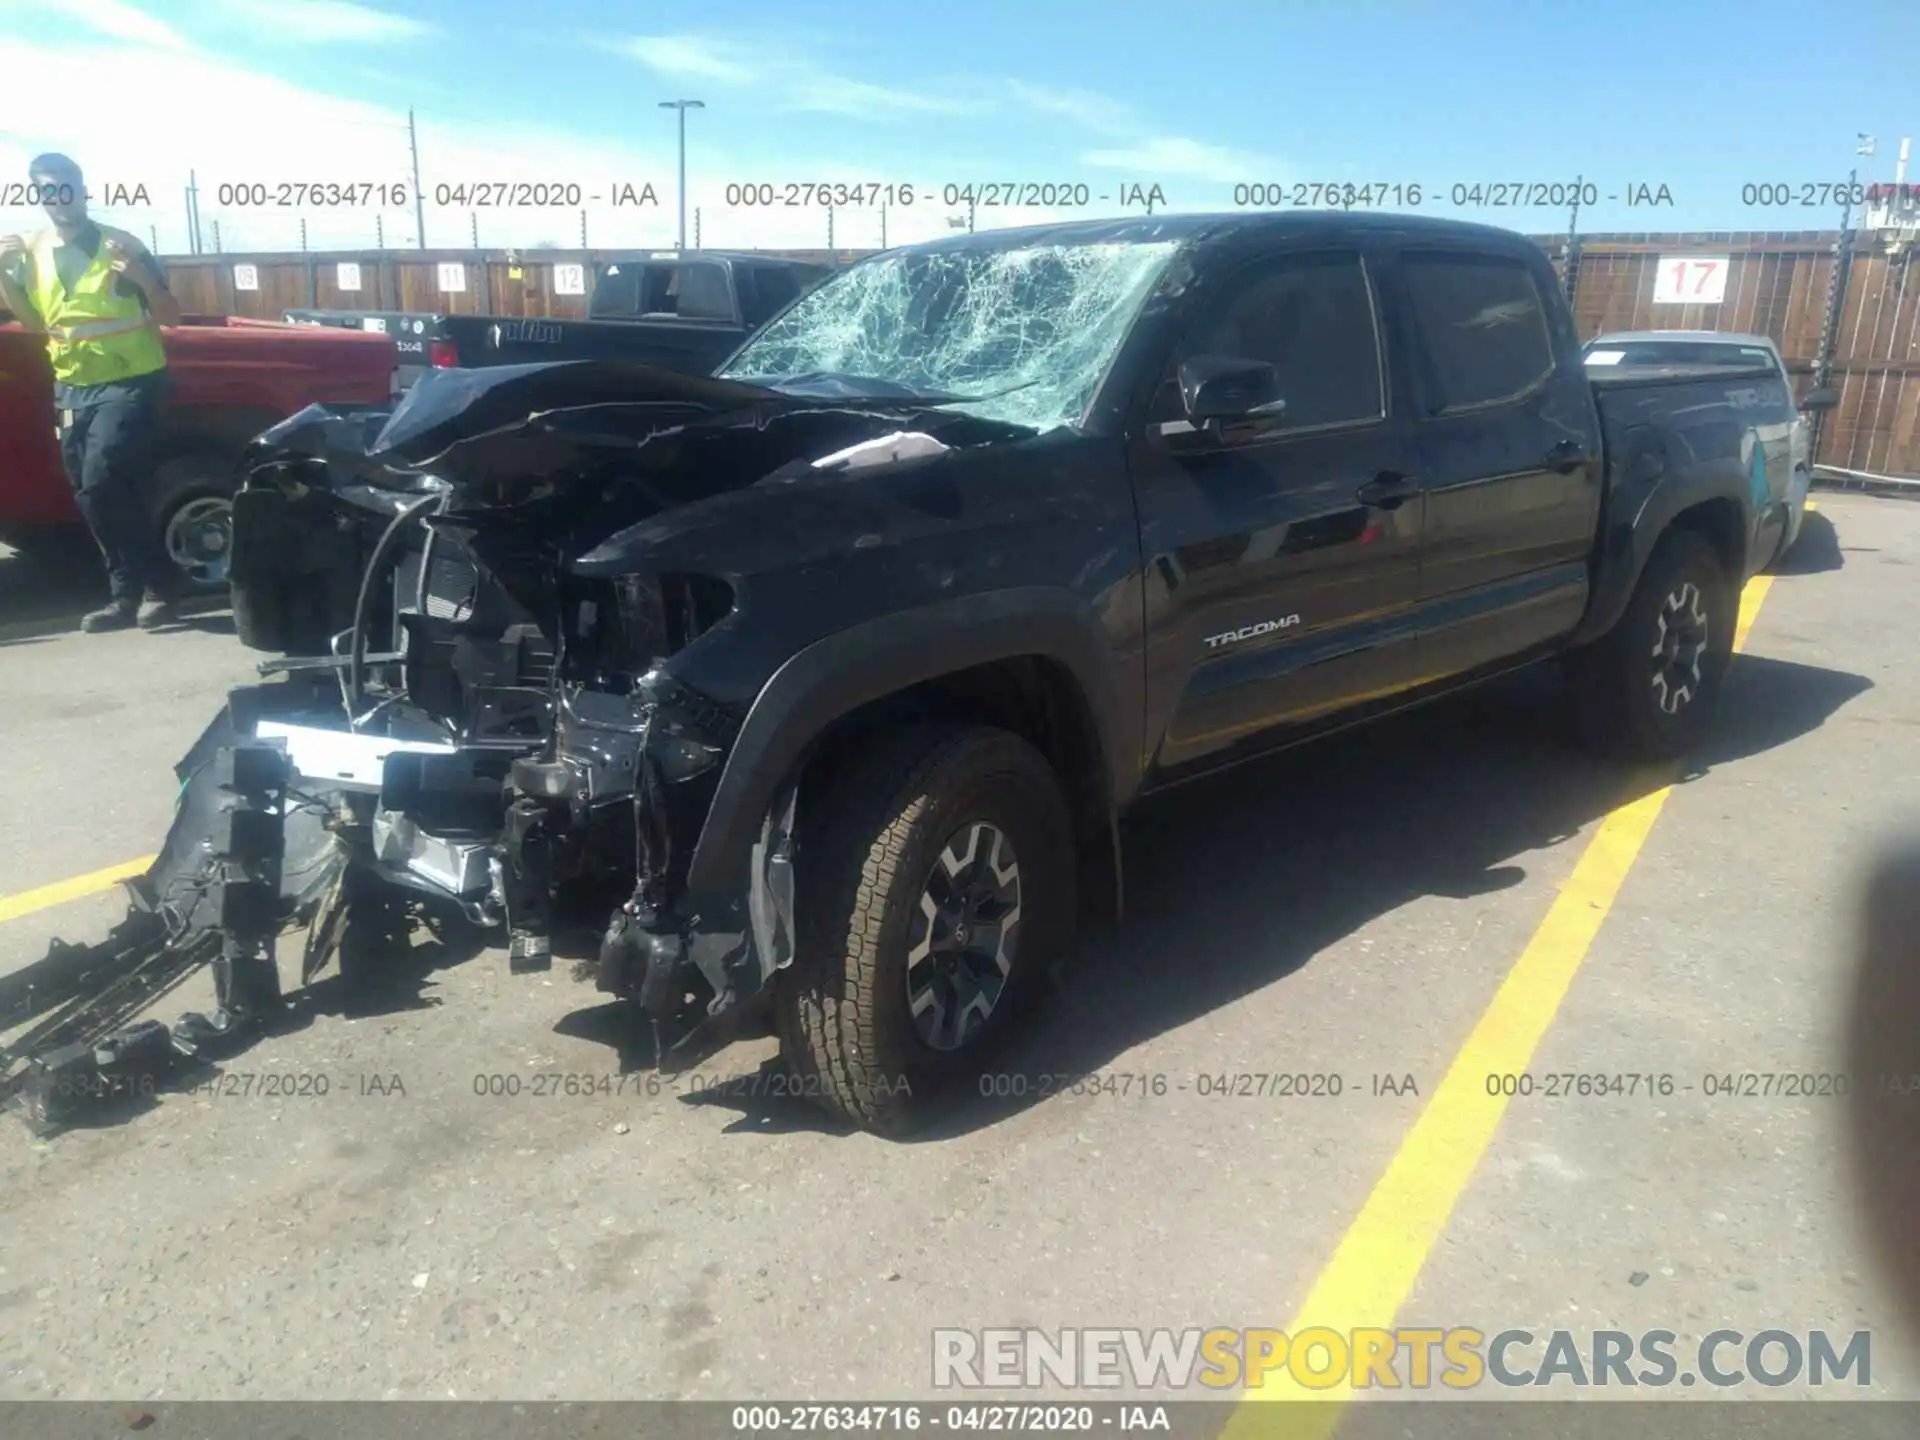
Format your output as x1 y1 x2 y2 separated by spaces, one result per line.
1179 354 1285 425
1800 387 1842 413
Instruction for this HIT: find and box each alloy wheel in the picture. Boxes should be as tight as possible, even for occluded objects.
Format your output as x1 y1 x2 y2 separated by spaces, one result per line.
904 820 1023 1052
1649 581 1710 715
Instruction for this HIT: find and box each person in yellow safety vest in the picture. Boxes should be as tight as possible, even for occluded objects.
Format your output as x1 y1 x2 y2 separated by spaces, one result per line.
0 152 185 632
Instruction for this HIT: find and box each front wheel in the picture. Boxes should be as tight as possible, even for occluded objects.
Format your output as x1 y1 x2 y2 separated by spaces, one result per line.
1567 528 1735 761
776 725 1077 1136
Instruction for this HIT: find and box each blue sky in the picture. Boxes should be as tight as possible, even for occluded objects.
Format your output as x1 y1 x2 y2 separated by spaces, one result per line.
2 0 1917 252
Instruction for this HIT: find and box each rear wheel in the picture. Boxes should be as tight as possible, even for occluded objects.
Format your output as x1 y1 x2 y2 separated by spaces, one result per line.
1567 528 1735 760
775 725 1077 1135
147 450 240 594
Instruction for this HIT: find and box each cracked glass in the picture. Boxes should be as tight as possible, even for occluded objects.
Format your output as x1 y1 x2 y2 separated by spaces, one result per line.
719 240 1181 432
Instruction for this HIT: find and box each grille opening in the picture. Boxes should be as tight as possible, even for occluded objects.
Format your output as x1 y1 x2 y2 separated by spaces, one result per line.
663 574 736 652
560 573 736 690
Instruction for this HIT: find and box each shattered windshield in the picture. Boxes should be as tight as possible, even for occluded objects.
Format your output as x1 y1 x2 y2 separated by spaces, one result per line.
719 240 1182 431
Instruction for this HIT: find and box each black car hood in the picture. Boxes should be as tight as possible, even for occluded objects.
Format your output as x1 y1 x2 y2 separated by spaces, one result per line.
244 356 1035 558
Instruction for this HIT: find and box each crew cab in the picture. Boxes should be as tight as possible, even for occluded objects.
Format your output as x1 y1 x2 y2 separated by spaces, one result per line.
75 213 1816 1136
284 251 829 388
0 316 398 589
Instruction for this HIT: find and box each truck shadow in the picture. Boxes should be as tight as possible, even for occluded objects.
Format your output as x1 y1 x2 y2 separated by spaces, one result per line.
1775 509 1843 575
679 652 1871 1139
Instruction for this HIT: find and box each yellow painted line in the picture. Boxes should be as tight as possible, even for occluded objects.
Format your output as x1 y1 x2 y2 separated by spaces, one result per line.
0 855 155 926
1224 572 1779 1439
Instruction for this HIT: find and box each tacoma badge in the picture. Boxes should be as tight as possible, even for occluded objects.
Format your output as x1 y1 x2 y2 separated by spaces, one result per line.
1203 614 1301 651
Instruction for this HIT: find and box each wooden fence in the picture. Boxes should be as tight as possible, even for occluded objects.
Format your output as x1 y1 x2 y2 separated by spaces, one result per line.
156 230 1920 479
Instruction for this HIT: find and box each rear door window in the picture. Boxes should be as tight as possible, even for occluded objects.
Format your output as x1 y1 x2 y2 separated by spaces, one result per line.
740 265 803 329
1401 251 1555 414
592 262 736 321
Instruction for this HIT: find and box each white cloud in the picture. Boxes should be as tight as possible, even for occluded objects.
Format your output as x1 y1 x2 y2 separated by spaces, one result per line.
606 34 759 84
784 75 984 119
214 0 435 43
0 34 1010 254
32 0 190 50
1082 136 1280 186
1007 82 1135 136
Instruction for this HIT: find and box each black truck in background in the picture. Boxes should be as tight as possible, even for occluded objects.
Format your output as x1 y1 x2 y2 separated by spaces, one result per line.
9 211 1837 1137
285 251 830 386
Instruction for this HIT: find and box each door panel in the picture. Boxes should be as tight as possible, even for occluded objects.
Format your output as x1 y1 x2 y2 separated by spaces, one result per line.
1394 249 1602 677
1131 248 1424 783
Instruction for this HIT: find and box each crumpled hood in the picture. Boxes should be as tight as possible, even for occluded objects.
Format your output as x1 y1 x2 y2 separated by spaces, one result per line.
243 356 1034 555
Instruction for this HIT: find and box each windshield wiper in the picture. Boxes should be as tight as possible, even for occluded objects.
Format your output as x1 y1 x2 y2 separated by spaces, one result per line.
756 372 1044 406
926 378 1044 406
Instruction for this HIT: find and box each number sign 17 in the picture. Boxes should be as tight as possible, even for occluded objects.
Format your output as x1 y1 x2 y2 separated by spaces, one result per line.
1654 255 1729 305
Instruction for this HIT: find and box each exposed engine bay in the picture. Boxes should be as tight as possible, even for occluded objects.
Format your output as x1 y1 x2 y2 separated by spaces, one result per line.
0 357 1029 1131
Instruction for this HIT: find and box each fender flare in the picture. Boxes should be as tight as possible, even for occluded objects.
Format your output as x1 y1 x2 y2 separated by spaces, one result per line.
1570 426 1756 649
685 587 1138 896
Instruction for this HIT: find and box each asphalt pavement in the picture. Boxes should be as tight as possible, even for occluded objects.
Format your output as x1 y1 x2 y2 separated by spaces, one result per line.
0 494 1916 1415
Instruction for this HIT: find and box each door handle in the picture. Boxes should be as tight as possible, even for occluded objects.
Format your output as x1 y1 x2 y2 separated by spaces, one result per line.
1355 471 1419 508
1543 439 1587 472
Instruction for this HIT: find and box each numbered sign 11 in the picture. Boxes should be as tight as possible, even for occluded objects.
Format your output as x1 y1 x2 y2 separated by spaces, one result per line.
232 263 260 292
1653 255 1729 306
336 261 362 292
437 262 466 293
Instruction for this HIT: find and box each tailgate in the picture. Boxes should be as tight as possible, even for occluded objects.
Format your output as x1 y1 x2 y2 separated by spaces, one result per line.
285 308 447 389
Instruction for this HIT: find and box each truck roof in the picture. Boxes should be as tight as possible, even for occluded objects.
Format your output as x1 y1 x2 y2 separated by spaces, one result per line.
593 250 827 270
1588 329 1778 350
900 210 1537 255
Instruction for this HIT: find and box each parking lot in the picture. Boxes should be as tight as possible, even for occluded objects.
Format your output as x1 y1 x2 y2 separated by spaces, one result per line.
1 491 1917 1406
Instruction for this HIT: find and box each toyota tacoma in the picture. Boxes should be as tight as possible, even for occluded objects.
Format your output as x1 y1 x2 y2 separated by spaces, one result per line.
2 213 1810 1136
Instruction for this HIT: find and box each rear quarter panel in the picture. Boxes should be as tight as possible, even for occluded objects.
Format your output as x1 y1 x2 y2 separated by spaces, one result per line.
1575 369 1791 643
0 319 396 532
0 326 67 528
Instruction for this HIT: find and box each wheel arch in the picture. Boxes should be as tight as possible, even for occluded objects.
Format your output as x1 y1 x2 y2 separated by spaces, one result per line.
684 588 1139 906
1571 438 1754 649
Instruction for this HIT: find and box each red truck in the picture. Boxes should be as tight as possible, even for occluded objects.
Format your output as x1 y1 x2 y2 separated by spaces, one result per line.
0 316 398 590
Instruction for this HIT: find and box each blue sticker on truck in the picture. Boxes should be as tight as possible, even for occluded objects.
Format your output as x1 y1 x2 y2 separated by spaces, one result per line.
1749 434 1770 509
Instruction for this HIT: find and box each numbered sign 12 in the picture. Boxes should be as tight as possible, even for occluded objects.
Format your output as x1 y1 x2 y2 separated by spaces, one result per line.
553 263 586 296
437 262 466 293
336 261 362 292
232 263 260 292
1653 255 1729 306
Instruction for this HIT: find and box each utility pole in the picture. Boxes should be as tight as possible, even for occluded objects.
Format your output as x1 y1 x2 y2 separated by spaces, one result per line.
185 170 202 254
408 106 427 250
658 99 705 250
1563 173 1585 303
1811 136 1877 467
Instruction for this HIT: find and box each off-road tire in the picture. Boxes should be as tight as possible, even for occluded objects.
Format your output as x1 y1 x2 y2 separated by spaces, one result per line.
1567 527 1735 761
776 724 1077 1136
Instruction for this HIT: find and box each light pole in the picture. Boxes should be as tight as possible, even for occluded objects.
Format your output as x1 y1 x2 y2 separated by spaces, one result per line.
659 99 705 251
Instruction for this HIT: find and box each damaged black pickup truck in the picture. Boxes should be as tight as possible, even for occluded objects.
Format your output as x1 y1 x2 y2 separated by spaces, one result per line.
4 213 1811 1136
